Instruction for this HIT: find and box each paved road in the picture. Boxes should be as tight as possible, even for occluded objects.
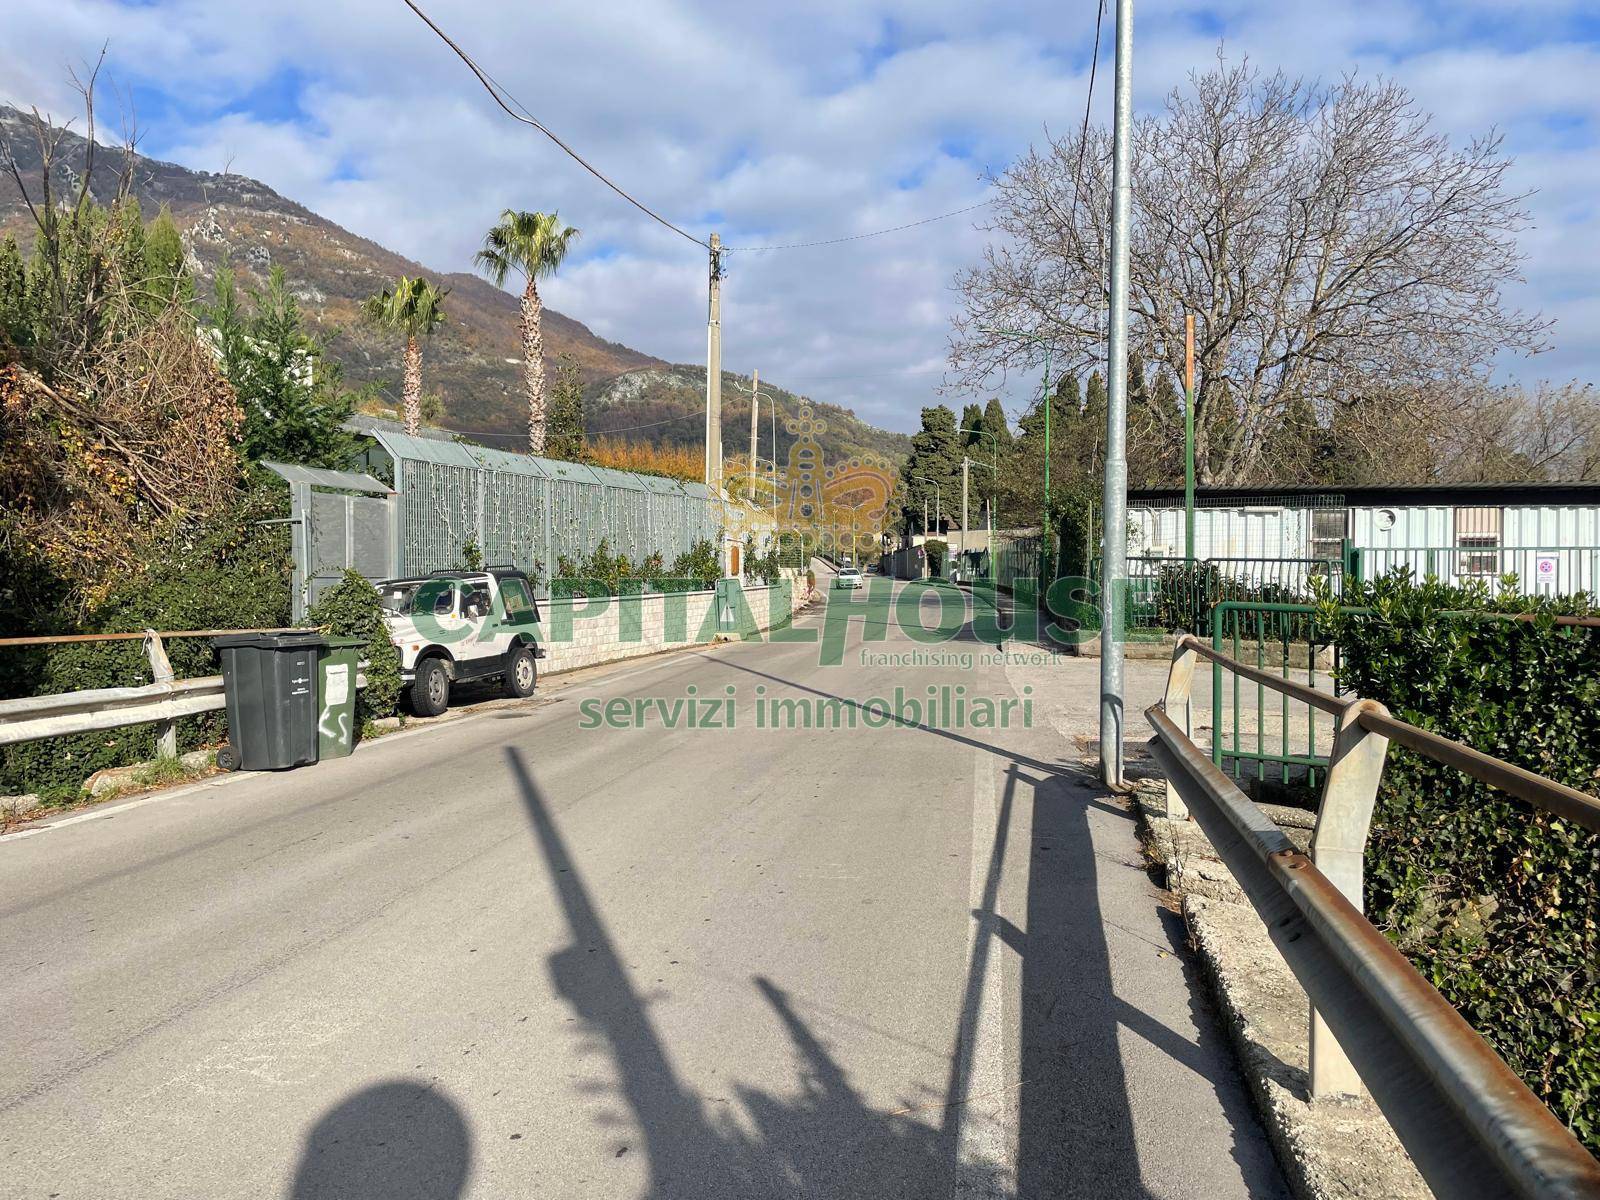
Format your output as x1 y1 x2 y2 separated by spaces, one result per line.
1 582 1286 1199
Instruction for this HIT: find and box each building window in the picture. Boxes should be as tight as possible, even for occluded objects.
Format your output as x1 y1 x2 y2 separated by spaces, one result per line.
1311 508 1346 563
1455 506 1502 576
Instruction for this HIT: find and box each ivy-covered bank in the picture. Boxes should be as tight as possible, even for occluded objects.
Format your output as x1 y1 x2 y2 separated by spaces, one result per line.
0 480 295 803
1325 575 1600 1155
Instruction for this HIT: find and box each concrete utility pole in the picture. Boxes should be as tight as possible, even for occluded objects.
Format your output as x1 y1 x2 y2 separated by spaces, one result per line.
749 367 759 502
704 232 724 493
961 457 970 563
1100 0 1134 791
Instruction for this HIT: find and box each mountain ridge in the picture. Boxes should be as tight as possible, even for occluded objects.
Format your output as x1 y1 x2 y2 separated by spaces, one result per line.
0 104 908 467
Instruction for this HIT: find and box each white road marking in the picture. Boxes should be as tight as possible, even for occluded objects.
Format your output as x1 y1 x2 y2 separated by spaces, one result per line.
3 779 233 840
954 748 1015 1196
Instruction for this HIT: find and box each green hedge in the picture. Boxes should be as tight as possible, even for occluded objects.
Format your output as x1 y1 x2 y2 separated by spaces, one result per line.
305 569 401 733
1326 573 1599 1154
0 481 292 803
551 537 721 598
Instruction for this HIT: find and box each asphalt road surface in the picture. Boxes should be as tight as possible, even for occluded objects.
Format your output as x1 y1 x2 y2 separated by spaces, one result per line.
1 581 1287 1199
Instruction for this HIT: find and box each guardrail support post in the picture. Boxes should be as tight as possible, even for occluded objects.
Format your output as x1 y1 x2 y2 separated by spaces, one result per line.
1308 697 1390 1099
1161 638 1198 820
144 630 178 759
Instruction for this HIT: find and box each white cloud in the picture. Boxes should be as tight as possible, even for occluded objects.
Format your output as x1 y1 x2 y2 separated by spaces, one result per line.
1 0 1596 431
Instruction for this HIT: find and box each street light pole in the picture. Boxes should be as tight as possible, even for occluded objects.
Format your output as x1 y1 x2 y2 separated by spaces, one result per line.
959 423 1001 584
1185 315 1196 563
961 457 969 564
749 367 759 500
915 475 945 576
1042 341 1053 580
1100 0 1134 791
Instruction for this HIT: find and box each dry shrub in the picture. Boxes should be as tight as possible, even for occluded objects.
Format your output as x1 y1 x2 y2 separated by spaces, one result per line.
0 292 243 610
585 435 701 482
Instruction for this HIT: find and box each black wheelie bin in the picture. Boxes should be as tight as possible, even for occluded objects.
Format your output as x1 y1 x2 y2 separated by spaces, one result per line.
213 631 325 771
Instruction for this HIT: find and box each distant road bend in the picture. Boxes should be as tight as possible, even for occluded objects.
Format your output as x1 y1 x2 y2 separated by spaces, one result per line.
0 581 1287 1199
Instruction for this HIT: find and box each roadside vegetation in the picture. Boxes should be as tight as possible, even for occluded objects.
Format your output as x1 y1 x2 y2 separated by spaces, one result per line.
1324 574 1600 1155
475 209 579 455
0 82 359 802
550 538 723 598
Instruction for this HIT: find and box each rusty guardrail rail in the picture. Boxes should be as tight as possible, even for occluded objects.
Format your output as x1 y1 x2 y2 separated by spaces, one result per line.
0 628 307 752
1152 632 1600 1200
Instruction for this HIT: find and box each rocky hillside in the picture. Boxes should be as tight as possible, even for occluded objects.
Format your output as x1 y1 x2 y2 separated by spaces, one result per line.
0 105 906 466
591 366 909 467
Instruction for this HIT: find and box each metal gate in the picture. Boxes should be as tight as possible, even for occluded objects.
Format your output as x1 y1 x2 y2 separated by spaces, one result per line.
265 461 399 621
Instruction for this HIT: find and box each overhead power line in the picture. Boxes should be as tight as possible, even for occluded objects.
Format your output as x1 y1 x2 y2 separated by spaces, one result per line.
1070 0 1108 226
724 200 994 253
441 409 707 440
402 0 709 250
404 0 995 260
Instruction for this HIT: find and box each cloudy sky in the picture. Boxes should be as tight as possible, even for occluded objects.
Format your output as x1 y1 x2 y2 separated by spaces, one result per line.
3 0 1597 432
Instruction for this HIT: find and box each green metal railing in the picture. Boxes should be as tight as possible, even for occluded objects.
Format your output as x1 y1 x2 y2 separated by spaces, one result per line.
1209 601 1342 789
1124 554 1347 634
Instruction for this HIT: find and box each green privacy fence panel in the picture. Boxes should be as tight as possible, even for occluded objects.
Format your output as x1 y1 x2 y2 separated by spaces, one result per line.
992 534 1041 593
366 425 724 593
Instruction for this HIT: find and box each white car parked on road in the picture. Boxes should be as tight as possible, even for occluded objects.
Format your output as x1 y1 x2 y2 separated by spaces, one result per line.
376 567 544 716
834 566 863 590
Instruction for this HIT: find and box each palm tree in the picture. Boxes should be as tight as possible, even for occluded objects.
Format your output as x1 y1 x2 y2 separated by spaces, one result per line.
362 276 448 435
475 210 579 455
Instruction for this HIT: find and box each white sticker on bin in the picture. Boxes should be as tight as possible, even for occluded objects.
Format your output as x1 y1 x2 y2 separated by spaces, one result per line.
324 663 349 706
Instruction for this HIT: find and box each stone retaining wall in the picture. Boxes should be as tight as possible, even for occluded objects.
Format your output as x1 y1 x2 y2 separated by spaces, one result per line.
539 573 812 675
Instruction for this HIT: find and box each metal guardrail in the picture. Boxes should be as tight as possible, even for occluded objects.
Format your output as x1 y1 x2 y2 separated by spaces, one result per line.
0 628 314 752
1153 633 1600 1200
1362 545 1600 596
0 676 226 748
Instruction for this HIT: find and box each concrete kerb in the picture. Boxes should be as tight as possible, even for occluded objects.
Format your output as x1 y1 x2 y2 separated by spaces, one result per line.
1130 779 1433 1200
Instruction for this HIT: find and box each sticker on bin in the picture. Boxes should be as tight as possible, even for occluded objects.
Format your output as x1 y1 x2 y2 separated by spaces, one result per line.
325 664 350 705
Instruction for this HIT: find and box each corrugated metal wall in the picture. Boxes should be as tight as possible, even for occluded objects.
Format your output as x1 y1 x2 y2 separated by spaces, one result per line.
1130 506 1313 559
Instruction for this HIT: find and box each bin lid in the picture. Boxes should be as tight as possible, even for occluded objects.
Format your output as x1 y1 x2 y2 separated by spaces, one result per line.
321 636 368 649
213 630 327 650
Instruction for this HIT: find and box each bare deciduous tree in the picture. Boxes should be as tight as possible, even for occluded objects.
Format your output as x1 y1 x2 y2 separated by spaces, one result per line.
1432 382 1600 483
950 58 1550 484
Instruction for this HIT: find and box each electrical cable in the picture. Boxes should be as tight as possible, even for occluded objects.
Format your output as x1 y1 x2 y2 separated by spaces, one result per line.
405 0 999 260
402 0 709 250
1071 0 1107 222
437 408 707 439
723 200 994 252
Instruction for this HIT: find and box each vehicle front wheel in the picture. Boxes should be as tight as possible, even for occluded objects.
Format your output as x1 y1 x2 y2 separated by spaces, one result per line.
410 658 450 717
504 644 537 698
